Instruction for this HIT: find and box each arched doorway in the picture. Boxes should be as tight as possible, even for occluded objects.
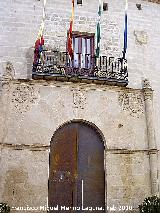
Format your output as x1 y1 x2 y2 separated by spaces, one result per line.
48 121 105 212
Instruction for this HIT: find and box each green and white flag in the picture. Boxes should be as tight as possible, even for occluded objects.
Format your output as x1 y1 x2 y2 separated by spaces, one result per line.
96 0 102 58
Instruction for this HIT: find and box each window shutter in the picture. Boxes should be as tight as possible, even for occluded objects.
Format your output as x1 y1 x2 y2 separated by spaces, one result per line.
77 0 82 5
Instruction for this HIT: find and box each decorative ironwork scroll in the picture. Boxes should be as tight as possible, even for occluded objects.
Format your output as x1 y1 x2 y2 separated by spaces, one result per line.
32 49 128 83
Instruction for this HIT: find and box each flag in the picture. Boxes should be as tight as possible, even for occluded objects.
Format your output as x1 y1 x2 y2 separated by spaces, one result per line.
96 22 100 58
123 0 128 58
68 0 74 59
68 21 73 59
34 0 46 65
81 38 86 68
96 0 101 58
34 35 45 65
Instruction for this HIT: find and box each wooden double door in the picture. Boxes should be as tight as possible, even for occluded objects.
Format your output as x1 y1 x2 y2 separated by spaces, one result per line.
48 122 105 212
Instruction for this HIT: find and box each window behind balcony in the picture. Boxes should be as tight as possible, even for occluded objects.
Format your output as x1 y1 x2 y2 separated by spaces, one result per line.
71 33 95 69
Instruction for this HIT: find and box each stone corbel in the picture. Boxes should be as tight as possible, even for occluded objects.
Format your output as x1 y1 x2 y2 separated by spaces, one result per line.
143 79 153 101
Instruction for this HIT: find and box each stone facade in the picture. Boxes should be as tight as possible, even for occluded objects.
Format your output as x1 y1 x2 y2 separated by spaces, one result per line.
0 78 158 212
0 0 160 212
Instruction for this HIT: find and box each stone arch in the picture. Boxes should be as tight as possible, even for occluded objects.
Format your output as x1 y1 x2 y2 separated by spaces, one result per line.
50 119 106 147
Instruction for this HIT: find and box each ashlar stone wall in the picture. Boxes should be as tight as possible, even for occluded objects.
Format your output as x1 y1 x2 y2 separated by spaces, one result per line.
0 0 160 212
0 79 157 212
1 0 160 148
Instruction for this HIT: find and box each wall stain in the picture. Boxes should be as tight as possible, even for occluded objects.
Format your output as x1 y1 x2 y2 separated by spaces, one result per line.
3 167 46 213
120 154 134 204
118 92 144 118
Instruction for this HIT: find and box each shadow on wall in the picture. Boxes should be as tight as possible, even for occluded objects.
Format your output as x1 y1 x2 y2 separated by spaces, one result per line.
26 47 34 79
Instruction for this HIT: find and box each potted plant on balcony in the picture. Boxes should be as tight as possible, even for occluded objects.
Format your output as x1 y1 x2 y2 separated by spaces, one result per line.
138 196 160 213
0 203 10 213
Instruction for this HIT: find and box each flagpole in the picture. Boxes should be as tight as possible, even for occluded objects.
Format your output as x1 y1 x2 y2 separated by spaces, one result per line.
72 0 74 30
37 0 46 40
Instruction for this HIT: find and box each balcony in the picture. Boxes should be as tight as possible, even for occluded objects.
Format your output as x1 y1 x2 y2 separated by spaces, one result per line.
32 49 128 86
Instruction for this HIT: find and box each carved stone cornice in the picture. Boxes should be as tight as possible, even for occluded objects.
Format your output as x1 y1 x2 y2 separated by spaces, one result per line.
142 0 160 4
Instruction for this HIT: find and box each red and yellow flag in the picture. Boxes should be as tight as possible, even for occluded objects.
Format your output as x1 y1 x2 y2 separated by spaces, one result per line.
68 0 74 59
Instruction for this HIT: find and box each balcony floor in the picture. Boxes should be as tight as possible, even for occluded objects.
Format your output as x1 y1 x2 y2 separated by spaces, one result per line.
32 72 128 87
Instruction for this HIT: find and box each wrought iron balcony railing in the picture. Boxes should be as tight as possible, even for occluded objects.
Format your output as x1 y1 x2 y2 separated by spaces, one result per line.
32 49 128 86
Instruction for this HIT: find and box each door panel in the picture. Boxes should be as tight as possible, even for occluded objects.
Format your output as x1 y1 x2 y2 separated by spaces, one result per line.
49 124 78 212
49 122 105 212
77 123 105 212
